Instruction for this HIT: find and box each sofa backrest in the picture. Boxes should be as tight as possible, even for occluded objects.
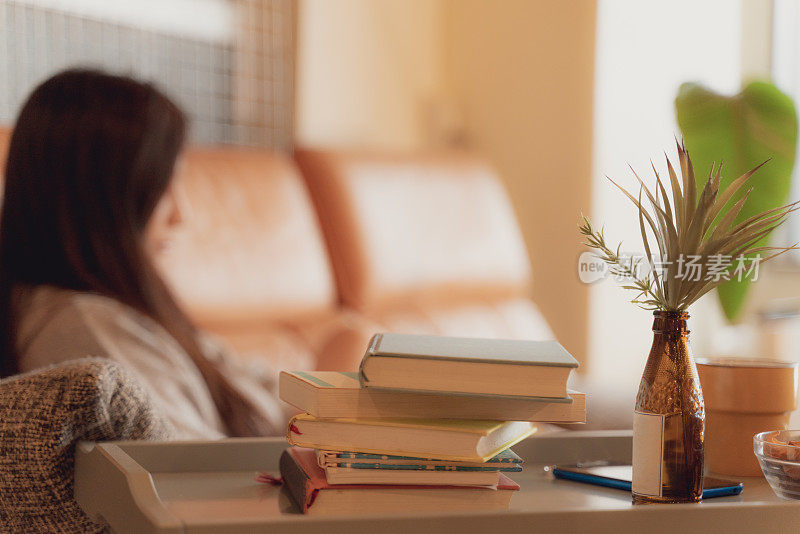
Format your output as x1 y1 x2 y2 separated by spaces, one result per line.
295 149 533 312
0 125 553 370
157 148 337 328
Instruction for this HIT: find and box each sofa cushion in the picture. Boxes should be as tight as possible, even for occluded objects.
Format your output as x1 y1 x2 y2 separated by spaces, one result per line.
0 358 173 533
367 297 553 339
309 297 555 372
295 149 532 311
157 148 337 326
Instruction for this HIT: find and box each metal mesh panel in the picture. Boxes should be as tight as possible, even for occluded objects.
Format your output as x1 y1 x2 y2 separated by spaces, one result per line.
0 0 293 149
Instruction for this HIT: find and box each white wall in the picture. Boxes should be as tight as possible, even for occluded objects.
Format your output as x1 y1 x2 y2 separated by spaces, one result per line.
443 0 597 368
294 0 446 150
11 0 234 42
589 0 742 388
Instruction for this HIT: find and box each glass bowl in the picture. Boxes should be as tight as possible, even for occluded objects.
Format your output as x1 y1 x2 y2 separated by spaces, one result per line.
754 430 800 500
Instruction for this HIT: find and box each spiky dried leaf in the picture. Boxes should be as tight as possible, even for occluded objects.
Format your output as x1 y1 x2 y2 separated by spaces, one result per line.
580 143 798 311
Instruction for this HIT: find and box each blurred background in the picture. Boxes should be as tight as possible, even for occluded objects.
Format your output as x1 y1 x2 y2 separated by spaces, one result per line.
2 0 800 414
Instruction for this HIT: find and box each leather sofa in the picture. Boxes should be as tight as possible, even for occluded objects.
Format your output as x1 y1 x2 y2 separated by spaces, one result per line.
1 128 635 428
0 127 555 373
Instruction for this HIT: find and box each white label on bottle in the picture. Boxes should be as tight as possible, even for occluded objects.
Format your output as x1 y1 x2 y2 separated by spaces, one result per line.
632 411 664 497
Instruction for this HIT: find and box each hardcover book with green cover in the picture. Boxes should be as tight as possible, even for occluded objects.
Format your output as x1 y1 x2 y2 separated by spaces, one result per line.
359 333 578 399
286 413 537 462
279 370 586 422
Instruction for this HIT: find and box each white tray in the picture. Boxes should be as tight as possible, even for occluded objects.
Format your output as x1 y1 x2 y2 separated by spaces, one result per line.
74 430 800 533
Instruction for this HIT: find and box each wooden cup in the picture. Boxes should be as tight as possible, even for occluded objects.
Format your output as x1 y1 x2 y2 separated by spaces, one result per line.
697 358 799 476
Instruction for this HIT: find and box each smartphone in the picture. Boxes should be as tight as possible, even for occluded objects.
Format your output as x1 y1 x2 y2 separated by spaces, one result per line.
551 464 743 498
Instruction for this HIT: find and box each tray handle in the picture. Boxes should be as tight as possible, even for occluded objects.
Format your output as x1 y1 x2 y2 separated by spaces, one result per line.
75 441 182 533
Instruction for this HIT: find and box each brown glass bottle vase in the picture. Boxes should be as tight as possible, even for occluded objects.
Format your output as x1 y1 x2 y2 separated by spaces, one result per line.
632 310 705 504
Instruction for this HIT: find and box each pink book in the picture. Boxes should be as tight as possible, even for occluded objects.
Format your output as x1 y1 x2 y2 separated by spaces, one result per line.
279 447 519 516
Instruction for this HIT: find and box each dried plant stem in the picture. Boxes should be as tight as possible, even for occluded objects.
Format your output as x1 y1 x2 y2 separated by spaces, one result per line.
579 217 661 309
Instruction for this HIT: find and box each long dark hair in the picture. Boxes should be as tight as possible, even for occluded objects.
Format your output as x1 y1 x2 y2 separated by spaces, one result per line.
0 69 264 436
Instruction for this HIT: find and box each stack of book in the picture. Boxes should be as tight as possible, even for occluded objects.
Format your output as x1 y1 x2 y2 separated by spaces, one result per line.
278 333 583 516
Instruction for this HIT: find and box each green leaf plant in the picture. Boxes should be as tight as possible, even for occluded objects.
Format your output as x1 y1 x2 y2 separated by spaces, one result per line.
579 140 800 312
676 81 798 320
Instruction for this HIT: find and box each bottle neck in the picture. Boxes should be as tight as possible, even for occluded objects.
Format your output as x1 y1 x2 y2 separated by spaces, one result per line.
647 310 694 371
652 310 689 335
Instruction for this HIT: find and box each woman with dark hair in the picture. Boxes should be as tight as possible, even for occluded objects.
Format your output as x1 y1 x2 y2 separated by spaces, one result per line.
0 69 285 438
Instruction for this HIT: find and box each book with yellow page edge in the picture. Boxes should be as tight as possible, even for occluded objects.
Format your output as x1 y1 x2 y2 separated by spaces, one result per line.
359 333 578 399
280 370 585 422
286 413 537 463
